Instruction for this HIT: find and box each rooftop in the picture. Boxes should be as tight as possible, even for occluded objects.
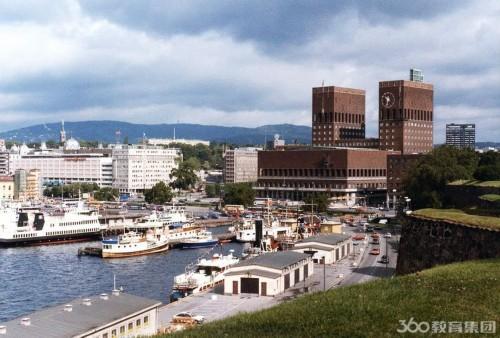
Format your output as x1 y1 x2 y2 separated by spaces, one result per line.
411 209 500 231
232 251 310 270
0 292 161 338
298 234 351 246
225 269 282 279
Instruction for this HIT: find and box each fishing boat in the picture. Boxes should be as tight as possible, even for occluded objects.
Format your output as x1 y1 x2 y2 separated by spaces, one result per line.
0 201 101 247
101 228 169 258
170 250 239 301
179 230 218 249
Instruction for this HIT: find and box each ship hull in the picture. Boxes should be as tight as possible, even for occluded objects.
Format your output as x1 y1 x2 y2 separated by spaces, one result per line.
180 240 218 249
0 232 101 247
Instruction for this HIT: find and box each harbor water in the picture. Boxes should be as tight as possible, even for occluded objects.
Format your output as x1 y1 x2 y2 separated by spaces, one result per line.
0 226 243 322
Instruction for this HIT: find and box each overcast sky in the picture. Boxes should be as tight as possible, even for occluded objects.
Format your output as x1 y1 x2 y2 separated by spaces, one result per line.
0 0 499 142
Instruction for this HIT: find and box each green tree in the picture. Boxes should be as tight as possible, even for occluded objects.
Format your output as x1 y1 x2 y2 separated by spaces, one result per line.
170 161 199 190
205 183 222 198
223 183 255 207
184 157 201 171
404 146 478 209
303 193 330 213
474 151 500 181
144 181 173 204
94 187 119 201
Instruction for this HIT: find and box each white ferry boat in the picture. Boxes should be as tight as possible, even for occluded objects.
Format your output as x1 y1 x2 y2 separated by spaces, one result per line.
101 229 169 258
0 201 101 247
170 250 239 301
235 218 256 242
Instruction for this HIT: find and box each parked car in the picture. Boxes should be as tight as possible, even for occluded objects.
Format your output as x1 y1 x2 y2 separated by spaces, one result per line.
172 312 205 324
370 248 380 255
384 232 392 238
380 255 389 264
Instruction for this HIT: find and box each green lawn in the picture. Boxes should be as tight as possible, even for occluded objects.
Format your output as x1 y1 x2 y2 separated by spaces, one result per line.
449 179 500 188
479 194 500 202
412 208 500 230
160 259 500 338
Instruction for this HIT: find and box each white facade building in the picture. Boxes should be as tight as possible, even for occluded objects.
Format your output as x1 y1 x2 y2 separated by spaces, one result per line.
112 145 181 193
223 147 261 184
10 152 113 187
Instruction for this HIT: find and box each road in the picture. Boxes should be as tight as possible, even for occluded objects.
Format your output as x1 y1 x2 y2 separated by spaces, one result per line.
343 232 399 286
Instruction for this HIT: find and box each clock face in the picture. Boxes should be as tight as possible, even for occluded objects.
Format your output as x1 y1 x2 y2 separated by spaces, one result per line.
381 92 395 108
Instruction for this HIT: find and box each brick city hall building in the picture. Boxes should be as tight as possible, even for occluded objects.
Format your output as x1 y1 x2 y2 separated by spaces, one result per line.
256 69 434 203
312 86 366 147
255 148 389 203
378 80 433 154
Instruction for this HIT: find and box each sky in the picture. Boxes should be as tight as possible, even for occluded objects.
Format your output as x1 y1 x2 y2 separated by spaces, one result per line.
0 0 499 142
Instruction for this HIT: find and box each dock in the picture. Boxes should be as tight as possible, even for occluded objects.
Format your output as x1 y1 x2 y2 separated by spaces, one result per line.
194 218 235 228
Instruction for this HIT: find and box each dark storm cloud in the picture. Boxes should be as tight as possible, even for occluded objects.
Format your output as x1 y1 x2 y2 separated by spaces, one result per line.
0 0 498 142
79 0 469 48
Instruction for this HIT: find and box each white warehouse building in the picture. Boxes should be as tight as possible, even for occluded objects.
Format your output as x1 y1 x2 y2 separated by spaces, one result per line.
0 292 160 338
292 234 353 265
224 251 313 296
112 145 181 193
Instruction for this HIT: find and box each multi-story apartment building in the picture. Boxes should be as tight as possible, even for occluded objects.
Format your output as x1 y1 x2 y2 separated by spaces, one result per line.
255 148 389 204
223 148 261 184
0 176 14 201
0 152 9 176
14 169 42 201
446 123 476 149
112 145 181 193
378 76 434 154
312 86 366 147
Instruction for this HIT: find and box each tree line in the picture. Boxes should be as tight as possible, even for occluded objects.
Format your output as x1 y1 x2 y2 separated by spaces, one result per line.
404 146 500 209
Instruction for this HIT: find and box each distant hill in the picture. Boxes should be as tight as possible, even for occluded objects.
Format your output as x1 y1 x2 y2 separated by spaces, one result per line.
0 121 312 145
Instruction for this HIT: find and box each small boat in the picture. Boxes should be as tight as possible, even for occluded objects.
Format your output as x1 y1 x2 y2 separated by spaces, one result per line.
170 250 239 301
101 229 169 258
180 230 218 249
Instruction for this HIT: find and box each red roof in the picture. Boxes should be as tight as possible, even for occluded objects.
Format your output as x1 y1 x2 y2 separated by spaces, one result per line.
0 176 14 182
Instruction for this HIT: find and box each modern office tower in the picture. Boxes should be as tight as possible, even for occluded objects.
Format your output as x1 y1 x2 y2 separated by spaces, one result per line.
446 123 476 149
223 147 261 183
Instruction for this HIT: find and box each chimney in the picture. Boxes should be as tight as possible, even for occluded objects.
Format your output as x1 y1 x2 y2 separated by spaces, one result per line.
82 298 92 306
64 304 73 312
20 318 31 326
100 293 109 300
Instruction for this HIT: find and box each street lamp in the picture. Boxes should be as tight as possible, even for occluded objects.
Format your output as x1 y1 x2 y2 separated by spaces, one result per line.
322 256 326 292
392 189 397 211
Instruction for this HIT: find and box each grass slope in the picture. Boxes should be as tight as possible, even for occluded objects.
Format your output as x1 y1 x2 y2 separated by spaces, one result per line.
162 259 500 338
449 180 500 188
412 208 500 231
480 194 500 202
